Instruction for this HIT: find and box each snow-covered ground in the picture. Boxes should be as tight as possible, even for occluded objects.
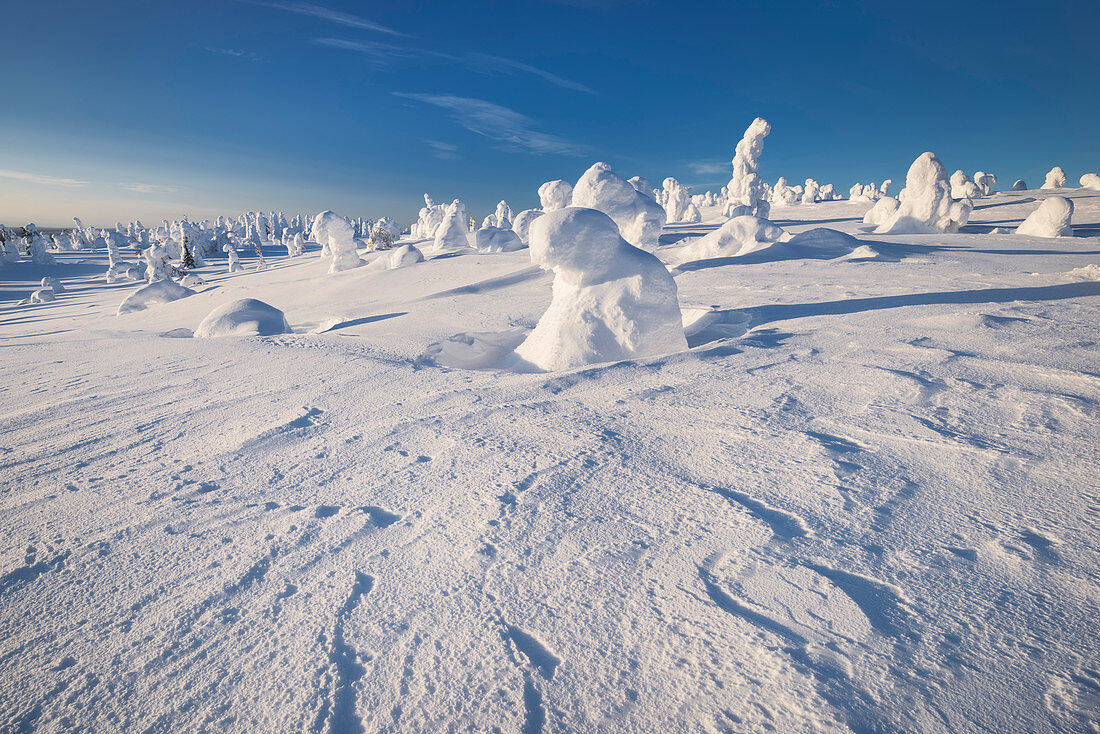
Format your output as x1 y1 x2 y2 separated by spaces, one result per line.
2 188 1099 732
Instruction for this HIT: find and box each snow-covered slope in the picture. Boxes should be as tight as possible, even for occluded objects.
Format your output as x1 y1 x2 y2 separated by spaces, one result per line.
1 189 1099 732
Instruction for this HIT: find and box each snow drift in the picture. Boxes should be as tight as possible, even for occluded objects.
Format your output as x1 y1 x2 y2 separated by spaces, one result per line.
117 280 196 316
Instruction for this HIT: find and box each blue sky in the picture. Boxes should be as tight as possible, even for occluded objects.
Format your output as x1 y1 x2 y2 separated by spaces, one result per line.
1 0 1097 227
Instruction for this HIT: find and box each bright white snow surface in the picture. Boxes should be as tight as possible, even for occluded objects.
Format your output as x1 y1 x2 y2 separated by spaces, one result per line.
2 188 1100 733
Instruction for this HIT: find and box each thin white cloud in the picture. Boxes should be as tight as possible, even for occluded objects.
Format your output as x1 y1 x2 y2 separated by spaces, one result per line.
206 47 262 62
315 38 454 64
121 183 182 195
426 140 461 160
463 52 596 95
243 0 406 36
394 93 588 156
686 160 729 177
0 169 87 188
319 40 596 94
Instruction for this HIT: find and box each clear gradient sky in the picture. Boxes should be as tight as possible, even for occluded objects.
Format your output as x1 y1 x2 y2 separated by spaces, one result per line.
1 0 1097 227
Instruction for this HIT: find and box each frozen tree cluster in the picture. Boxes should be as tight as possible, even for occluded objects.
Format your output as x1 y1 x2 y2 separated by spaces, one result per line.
1043 167 1068 189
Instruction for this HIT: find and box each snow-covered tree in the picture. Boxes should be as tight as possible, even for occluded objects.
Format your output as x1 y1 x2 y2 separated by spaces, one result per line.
1017 197 1073 237
571 162 666 250
726 117 771 217
875 152 973 234
515 207 686 371
1043 166 1067 189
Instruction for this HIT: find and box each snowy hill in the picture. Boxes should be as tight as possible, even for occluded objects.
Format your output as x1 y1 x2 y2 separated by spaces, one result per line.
2 188 1099 732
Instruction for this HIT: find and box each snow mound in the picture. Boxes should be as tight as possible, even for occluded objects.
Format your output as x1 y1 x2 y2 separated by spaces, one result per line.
30 288 56 304
1012 179 1028 191
834 244 887 262
538 180 573 212
422 330 528 370
1042 166 1067 189
514 207 687 371
382 244 425 270
1067 264 1100 281
862 196 900 226
41 276 65 293
194 299 292 338
1016 196 1074 238
681 202 702 223
475 226 524 253
1080 173 1100 191
673 215 786 265
875 152 973 234
511 209 544 243
784 228 862 257
117 280 196 315
570 162 666 251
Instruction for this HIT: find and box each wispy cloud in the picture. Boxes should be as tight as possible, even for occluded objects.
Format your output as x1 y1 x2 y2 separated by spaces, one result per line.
121 183 182 195
686 160 729 177
318 40 595 94
206 47 262 62
315 38 454 64
394 93 587 156
463 53 596 95
0 169 87 188
242 0 406 36
426 140 461 160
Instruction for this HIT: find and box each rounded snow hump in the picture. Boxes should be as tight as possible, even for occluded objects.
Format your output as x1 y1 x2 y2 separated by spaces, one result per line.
195 299 292 338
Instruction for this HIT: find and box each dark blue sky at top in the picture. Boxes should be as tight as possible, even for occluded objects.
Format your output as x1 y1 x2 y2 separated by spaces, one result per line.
1 0 1097 226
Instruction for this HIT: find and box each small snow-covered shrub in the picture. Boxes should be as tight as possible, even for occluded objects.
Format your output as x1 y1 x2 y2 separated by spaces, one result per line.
682 203 702 223
195 299 291 338
117 280 196 315
538 180 573 212
1079 173 1100 191
1016 197 1073 237
875 152 973 234
475 226 524 253
382 244 424 269
223 244 243 272
41 276 65 293
30 288 55 304
1043 166 1067 189
974 172 997 196
862 196 900 226
1012 179 1028 191
515 207 686 371
571 162 666 250
511 210 544 243
950 171 981 200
